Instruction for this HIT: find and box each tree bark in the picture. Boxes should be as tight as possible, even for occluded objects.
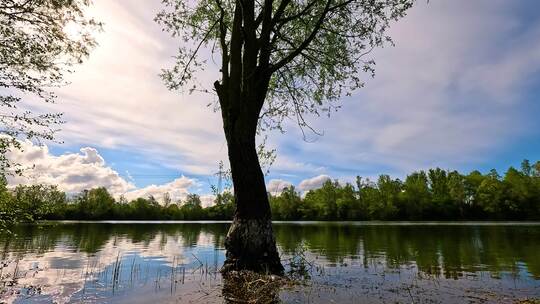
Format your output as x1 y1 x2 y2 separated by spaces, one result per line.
220 101 284 274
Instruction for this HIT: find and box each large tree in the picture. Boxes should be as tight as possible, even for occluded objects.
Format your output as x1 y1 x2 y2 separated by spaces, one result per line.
0 0 100 175
157 0 414 273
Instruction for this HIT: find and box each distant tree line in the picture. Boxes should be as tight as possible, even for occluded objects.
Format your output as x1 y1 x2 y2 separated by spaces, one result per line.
271 160 540 221
1 160 540 226
0 178 235 224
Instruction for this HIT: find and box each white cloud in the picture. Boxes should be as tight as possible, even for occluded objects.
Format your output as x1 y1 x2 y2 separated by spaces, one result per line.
6 142 218 206
123 176 196 203
200 194 217 208
266 179 293 195
298 175 332 192
7 141 135 195
268 175 360 196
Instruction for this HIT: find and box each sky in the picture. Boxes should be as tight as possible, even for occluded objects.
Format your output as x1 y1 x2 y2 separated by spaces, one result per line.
6 0 540 205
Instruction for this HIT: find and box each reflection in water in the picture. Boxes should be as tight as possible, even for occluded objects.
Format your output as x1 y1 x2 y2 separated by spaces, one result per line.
0 222 539 303
275 223 540 279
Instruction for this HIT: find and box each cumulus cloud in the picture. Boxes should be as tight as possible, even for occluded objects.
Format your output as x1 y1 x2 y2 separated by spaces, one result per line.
298 175 332 192
7 142 217 206
7 141 135 194
266 179 293 195
200 195 217 208
123 176 196 202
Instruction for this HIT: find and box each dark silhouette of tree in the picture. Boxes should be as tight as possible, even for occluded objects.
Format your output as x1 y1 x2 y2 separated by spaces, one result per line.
157 0 414 273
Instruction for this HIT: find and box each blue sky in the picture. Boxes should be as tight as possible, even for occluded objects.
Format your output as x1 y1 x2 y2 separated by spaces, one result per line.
8 0 540 203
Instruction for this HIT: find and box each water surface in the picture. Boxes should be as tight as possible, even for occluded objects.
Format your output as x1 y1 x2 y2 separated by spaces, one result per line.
0 222 539 303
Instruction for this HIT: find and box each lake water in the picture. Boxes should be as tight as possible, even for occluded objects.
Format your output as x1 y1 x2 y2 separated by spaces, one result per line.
0 221 539 303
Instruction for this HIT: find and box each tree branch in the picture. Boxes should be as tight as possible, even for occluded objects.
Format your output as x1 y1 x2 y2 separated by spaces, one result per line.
179 19 219 85
269 0 332 73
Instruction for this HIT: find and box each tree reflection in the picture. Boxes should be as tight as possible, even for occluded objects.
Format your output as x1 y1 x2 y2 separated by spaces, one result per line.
1 222 539 279
274 223 540 279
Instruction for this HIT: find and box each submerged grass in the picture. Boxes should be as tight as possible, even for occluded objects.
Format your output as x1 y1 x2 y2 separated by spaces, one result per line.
222 270 298 304
220 247 316 304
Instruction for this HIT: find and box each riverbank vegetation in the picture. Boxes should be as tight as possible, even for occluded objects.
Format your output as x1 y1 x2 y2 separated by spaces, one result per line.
1 160 539 224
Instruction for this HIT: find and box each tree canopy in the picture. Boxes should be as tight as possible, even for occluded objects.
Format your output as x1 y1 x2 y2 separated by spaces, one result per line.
156 0 414 135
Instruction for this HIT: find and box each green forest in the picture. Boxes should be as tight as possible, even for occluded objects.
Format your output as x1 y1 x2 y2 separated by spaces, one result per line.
1 160 540 225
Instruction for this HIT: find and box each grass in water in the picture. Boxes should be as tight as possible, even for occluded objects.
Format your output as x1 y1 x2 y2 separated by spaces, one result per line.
222 270 298 304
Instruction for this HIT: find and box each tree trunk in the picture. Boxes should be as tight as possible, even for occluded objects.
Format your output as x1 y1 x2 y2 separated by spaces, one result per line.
220 106 284 274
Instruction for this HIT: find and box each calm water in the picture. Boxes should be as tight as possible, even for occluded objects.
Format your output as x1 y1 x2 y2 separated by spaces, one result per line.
0 221 539 303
